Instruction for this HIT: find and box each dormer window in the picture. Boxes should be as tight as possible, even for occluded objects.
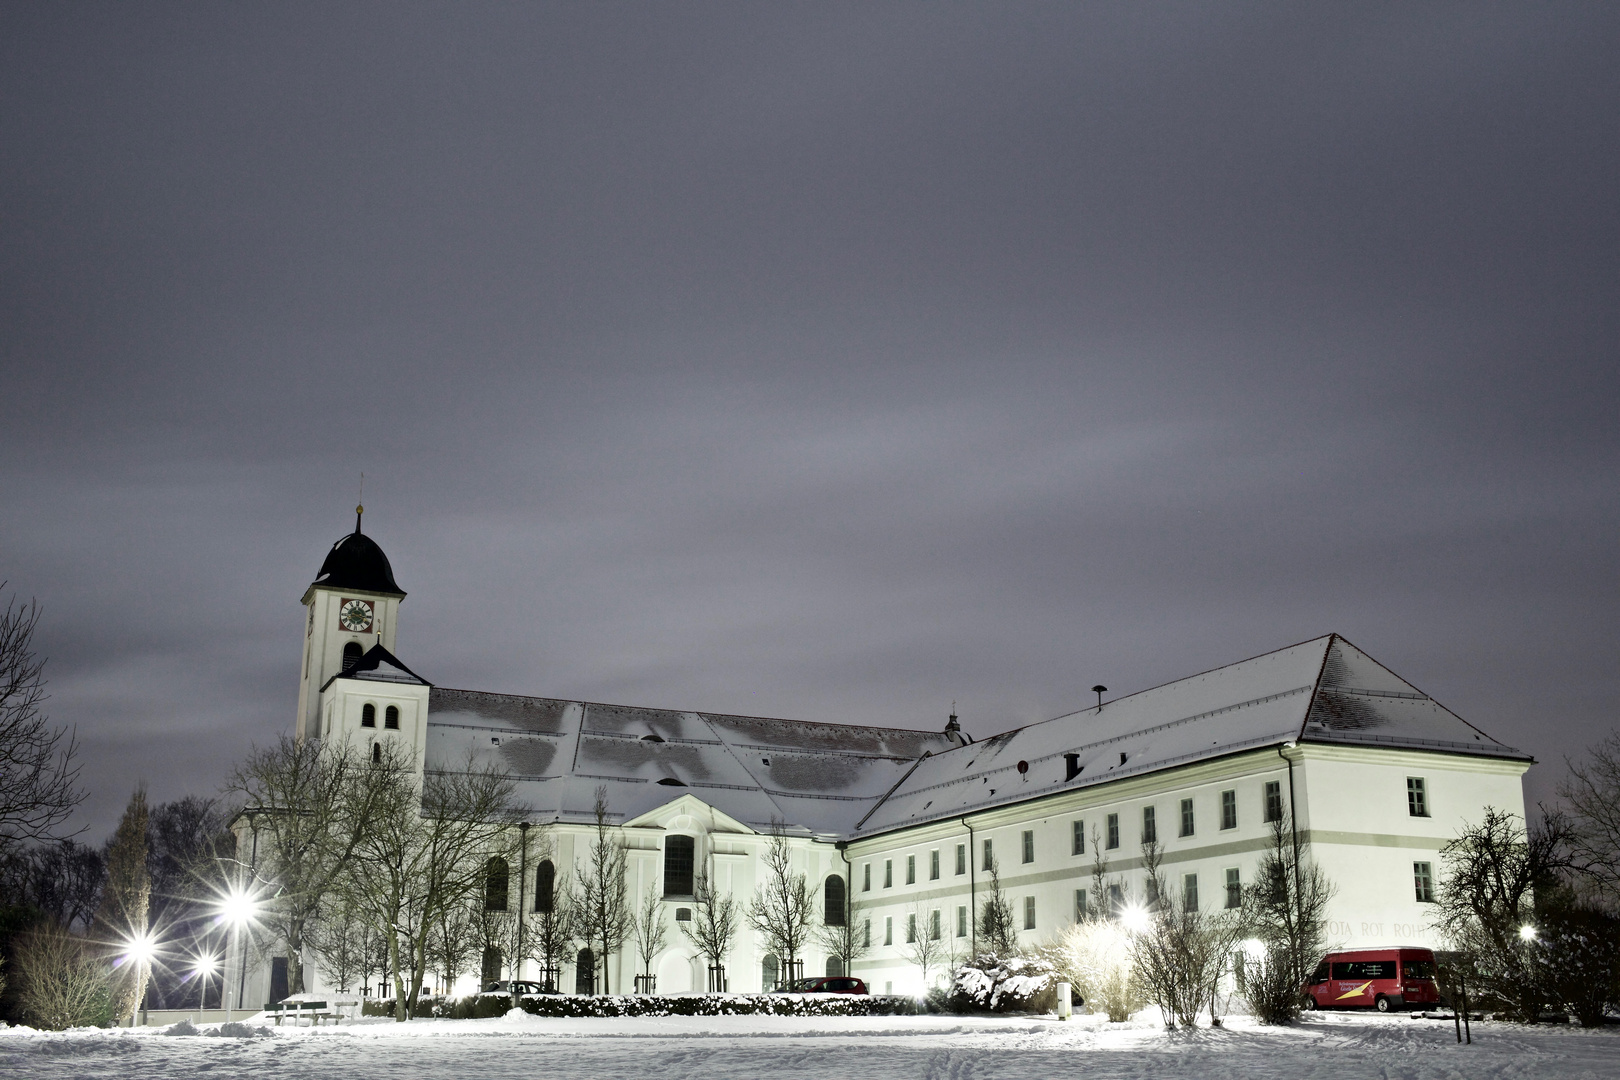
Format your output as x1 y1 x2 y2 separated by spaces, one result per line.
385 705 399 730
361 704 376 727
342 641 363 673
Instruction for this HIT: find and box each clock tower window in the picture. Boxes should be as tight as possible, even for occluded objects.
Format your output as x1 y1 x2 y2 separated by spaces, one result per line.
385 705 400 730
362 704 376 728
342 641 363 673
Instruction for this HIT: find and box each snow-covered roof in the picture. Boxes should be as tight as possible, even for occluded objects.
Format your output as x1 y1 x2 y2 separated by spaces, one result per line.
416 634 1523 842
322 644 431 690
423 689 956 837
850 634 1526 838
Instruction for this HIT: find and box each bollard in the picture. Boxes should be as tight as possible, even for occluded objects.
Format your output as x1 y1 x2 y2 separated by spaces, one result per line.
1056 981 1072 1021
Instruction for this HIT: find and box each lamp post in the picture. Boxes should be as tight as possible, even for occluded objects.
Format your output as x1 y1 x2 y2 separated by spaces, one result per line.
123 933 156 1029
220 888 257 1023
194 955 219 1022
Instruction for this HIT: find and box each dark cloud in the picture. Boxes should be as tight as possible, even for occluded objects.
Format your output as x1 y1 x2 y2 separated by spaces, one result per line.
2 3 1616 836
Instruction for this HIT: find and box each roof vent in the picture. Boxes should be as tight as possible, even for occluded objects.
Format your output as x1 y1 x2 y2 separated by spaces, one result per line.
1064 753 1081 781
656 777 687 786
1092 685 1107 710
1119 751 1128 766
641 734 665 743
1016 760 1029 778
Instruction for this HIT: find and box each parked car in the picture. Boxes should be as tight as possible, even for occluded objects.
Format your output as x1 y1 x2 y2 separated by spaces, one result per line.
1300 948 1441 1012
481 980 553 996
777 976 868 994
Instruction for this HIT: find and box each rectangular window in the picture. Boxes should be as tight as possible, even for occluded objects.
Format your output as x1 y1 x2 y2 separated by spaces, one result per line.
1107 883 1123 917
1183 873 1199 911
863 919 871 948
1021 830 1035 864
906 854 916 885
1264 780 1284 823
862 864 871 892
1106 813 1120 850
956 905 968 938
1023 896 1036 930
1180 798 1195 838
1408 777 1429 817
1074 889 1088 922
1414 861 1435 903
884 860 893 888
955 843 966 876
929 849 940 880
983 838 994 871
1224 868 1242 909
930 909 941 940
1072 820 1086 855
1142 806 1157 844
884 916 893 946
906 913 917 944
1220 790 1237 830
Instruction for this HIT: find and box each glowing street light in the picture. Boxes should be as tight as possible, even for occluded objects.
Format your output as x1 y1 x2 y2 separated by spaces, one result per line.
1519 924 1537 942
218 886 262 1023
192 954 221 1016
1118 904 1152 935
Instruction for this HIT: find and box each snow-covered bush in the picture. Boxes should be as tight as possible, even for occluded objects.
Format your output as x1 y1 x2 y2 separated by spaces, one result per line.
946 954 1057 1014
13 923 114 1030
1043 922 1143 1022
1235 939 1299 1025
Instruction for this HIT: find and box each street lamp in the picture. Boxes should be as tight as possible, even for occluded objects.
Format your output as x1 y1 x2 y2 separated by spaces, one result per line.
219 887 259 1023
1118 904 1152 935
122 932 157 1028
192 954 220 1018
1519 924 1537 942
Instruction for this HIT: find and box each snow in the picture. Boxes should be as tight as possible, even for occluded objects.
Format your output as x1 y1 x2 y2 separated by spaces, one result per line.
5 1009 1619 1079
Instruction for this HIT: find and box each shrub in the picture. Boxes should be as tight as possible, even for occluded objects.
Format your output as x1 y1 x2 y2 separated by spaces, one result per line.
1044 923 1143 1021
946 954 1057 1014
14 923 114 1030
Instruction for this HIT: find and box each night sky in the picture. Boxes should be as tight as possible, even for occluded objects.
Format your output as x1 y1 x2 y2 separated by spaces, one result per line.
3 4 1616 839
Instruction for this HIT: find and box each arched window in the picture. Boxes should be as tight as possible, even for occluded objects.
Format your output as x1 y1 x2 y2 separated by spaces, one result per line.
384 705 399 729
342 641 363 673
361 703 376 727
761 955 779 992
370 742 381 763
575 948 595 994
826 956 843 977
663 835 695 897
823 874 846 926
534 860 555 914
484 857 509 912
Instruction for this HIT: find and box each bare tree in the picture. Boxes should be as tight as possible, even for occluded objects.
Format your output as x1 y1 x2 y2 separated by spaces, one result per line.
977 856 1017 956
93 786 150 1023
1 839 104 931
340 744 523 1019
901 902 948 989
1240 813 1336 1024
525 841 575 993
426 899 478 995
746 823 816 983
1432 806 1574 1021
1561 732 1620 902
681 864 740 990
574 787 631 994
307 901 375 992
0 590 83 856
1129 837 1242 1028
226 735 391 995
630 882 668 989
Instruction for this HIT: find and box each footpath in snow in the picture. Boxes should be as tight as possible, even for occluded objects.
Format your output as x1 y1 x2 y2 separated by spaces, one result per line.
4 1008 1620 1079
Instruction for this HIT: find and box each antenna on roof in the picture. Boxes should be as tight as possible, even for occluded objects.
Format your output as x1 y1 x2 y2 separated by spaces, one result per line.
355 472 365 534
1092 685 1107 711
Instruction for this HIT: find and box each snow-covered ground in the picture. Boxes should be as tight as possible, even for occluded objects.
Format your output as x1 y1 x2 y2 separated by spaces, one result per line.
4 1008 1619 1079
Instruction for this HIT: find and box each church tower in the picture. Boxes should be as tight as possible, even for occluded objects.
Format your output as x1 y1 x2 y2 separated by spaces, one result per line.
295 505 407 742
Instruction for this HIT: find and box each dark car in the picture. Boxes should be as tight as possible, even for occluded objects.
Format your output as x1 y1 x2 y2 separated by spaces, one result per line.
481 980 553 996
778 976 868 994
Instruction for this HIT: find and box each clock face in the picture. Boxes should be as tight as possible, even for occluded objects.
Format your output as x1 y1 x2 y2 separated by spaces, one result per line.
338 598 375 632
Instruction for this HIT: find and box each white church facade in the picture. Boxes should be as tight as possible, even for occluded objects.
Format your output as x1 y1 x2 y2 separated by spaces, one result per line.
236 517 1531 1003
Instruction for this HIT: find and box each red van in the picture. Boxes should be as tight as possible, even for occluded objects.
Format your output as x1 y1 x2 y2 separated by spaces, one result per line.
1300 949 1441 1012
